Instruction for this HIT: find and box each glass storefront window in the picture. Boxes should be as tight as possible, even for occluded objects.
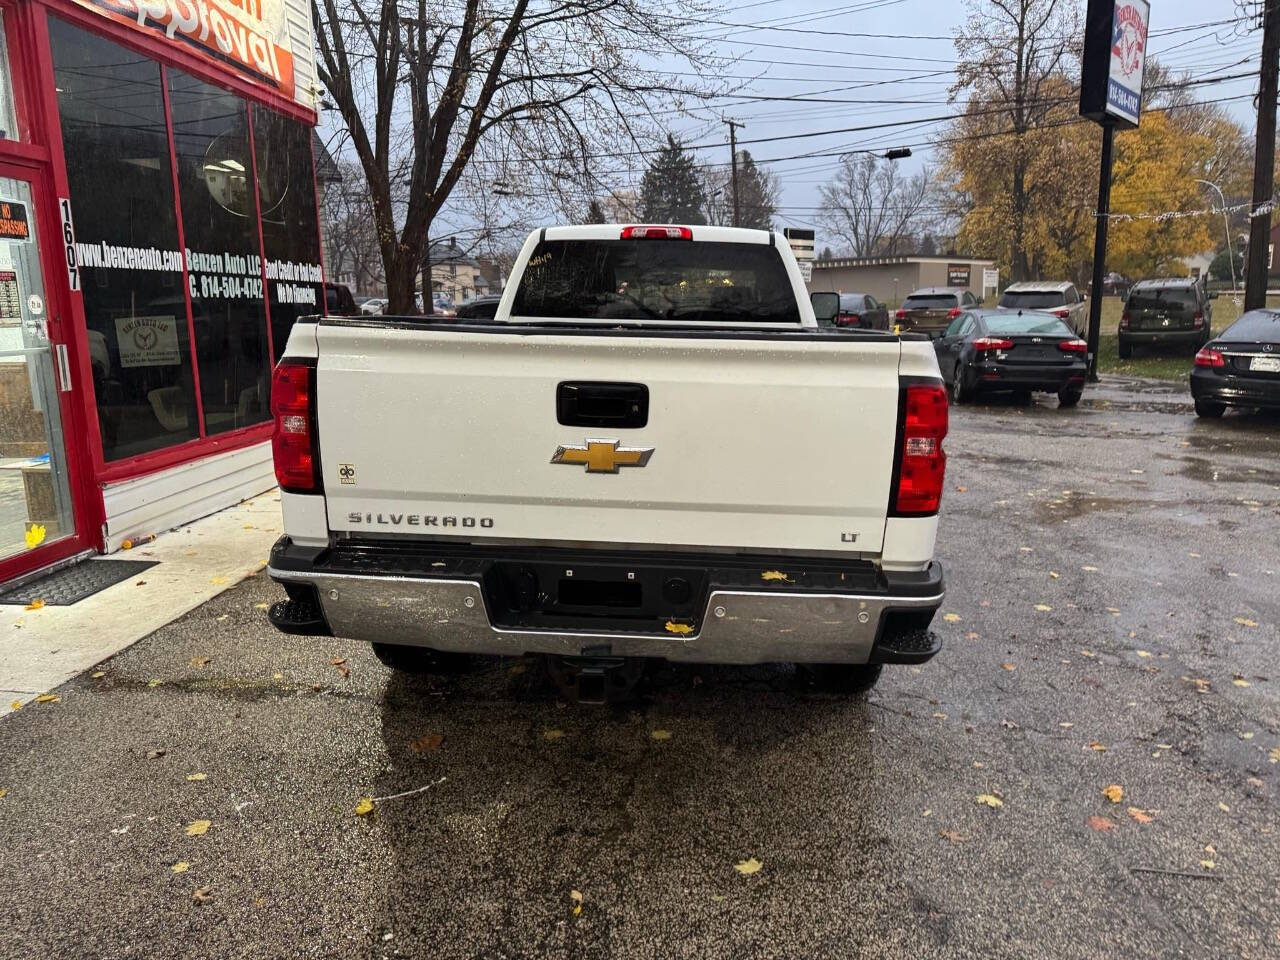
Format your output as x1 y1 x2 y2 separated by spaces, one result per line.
49 19 199 461
0 12 19 141
253 106 324 361
168 71 271 435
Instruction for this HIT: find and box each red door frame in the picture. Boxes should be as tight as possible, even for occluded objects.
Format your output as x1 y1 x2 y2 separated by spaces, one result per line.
8 0 322 526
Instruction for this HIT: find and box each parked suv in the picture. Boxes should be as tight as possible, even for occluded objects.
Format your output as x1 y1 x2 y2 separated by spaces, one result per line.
895 287 980 338
999 281 1087 337
1118 279 1214 358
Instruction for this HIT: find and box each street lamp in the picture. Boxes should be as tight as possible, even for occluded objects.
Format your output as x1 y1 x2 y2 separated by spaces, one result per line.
1195 179 1237 299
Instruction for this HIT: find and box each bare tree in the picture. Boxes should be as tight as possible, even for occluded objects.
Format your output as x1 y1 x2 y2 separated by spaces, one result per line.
703 150 780 229
818 155 936 258
951 0 1081 281
320 162 386 295
311 0 725 312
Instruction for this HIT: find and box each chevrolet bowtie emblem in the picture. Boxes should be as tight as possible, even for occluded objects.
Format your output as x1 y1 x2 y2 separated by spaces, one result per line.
551 439 654 473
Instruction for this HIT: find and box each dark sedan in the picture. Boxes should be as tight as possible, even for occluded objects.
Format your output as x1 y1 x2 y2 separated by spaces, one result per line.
934 309 1088 407
833 292 890 330
1190 309 1280 418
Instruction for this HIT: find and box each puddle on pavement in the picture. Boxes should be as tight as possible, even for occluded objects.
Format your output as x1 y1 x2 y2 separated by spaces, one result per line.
1176 456 1280 486
1032 493 1146 524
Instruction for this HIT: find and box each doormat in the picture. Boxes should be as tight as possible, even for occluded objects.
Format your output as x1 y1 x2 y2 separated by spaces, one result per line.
0 559 160 606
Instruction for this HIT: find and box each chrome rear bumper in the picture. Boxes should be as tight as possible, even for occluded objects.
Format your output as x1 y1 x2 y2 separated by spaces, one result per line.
267 565 943 666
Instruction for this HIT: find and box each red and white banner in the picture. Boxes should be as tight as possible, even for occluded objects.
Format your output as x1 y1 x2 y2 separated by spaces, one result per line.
70 0 299 101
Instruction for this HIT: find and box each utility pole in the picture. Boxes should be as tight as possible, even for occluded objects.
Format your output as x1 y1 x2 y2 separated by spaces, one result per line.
1085 123 1115 382
1245 0 1280 311
726 120 743 228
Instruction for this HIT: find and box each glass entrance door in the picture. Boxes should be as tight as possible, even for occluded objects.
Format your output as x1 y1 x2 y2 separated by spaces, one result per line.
0 171 77 568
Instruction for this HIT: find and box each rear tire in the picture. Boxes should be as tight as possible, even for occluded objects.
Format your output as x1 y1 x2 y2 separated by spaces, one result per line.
951 363 969 404
1058 386 1083 408
371 642 471 675
804 663 884 696
1012 389 1032 405
1117 340 1132 359
1194 398 1226 419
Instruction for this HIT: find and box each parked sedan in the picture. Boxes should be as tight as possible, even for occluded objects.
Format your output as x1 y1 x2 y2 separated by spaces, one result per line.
833 292 890 330
1190 309 1280 418
934 309 1088 407
895 287 981 338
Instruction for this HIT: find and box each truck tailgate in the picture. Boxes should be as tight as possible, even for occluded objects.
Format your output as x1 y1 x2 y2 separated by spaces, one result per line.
314 322 903 554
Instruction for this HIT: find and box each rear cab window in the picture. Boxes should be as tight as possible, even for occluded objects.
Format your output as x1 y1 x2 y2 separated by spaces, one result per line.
511 239 801 324
999 291 1066 309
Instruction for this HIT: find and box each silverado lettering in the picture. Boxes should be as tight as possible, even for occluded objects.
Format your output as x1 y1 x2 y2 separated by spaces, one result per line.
347 512 494 528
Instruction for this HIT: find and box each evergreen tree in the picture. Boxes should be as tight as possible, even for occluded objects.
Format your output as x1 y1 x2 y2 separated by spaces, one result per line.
584 199 607 224
735 150 778 230
639 136 707 224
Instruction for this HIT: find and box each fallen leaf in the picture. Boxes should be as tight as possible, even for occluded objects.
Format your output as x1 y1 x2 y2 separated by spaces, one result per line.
972 761 986 768
193 886 213 903
186 773 207 782
1129 469 1144 475
954 485 968 492
1082 566 1099 572
1127 807 1154 824
147 749 166 759
25 524 46 549
254 603 269 610
1035 604 1052 612
1001 662 1016 672
8 701 19 711
409 733 444 753
0 787 7 799
1233 617 1258 628
966 631 980 640
210 577 228 586
215 614 229 622
24 599 45 611
243 524 255 530
91 671 105 679
1088 741 1107 752
1102 784 1124 804
1019 547 1033 552
975 794 1004 809
1204 844 1216 855
184 819 211 836
570 889 583 916
942 613 962 623
940 830 967 843
272 672 283 681
1059 722 1074 729
1270 747 1280 764
34 694 60 704
1217 802 1230 813
1049 571 1060 579
650 729 673 741
543 729 565 742
760 570 794 583
664 621 694 635
932 712 947 719
1080 649 1096 658
353 797 375 816
147 679 162 688
172 861 191 873
1232 676 1251 688
331 657 350 679
1199 860 1215 870
135 580 147 587
734 857 763 875
191 656 212 668
1087 815 1117 832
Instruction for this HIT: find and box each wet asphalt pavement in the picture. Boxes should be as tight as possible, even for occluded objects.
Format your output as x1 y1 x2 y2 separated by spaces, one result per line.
2 377 1278 959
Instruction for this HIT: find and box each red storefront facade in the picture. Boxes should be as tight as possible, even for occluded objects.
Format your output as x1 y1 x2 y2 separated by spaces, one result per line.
0 0 323 584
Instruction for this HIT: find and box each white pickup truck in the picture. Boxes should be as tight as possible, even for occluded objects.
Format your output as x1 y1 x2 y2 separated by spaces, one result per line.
266 225 947 701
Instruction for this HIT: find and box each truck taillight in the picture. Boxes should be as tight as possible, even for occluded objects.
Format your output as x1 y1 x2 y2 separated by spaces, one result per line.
894 383 948 516
620 225 693 240
1120 312 1130 330
896 308 907 321
271 360 320 493
1192 311 1205 327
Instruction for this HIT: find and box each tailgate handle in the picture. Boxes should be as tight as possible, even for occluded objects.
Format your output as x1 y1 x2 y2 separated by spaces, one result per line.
557 381 649 428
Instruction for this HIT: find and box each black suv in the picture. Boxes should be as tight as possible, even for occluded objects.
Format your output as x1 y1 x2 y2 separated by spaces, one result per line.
1118 279 1215 358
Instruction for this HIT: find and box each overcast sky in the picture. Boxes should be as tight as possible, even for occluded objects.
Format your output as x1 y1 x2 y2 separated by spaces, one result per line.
659 0 1262 232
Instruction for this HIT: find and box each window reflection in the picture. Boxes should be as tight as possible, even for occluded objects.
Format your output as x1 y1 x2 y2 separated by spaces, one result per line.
0 13 18 141
49 18 199 461
254 107 324 360
168 70 271 435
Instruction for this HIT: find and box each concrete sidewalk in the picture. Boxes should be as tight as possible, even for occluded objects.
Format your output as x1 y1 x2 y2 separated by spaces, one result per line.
0 491 283 714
